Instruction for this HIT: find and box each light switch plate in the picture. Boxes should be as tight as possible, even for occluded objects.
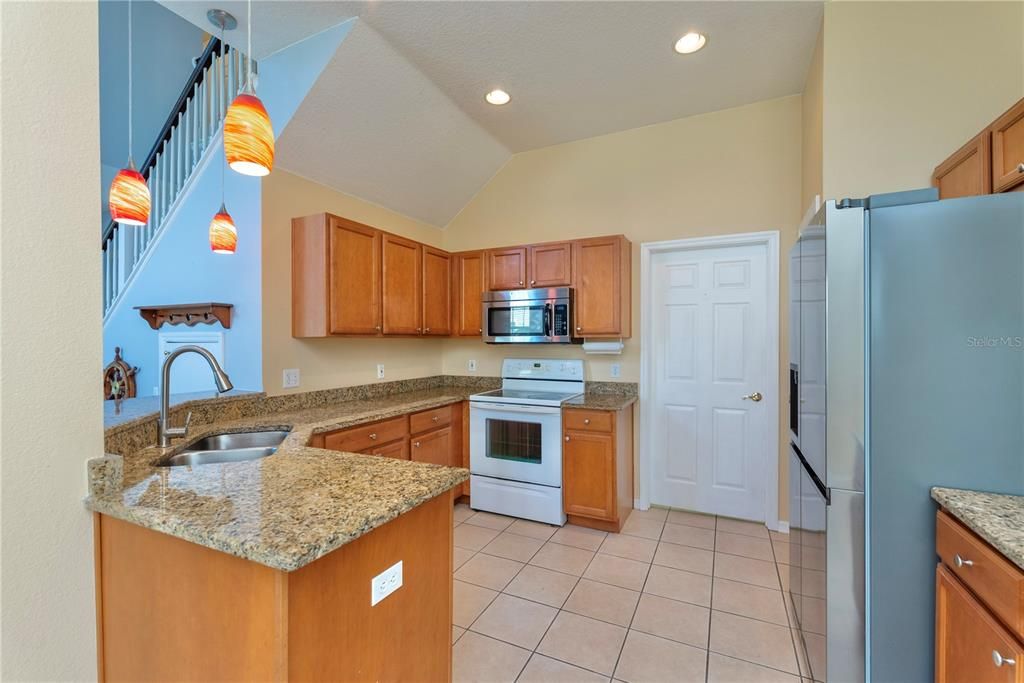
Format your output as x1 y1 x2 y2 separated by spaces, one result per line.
376 364 385 379
468 359 477 372
371 560 403 606
610 363 621 378
283 368 300 389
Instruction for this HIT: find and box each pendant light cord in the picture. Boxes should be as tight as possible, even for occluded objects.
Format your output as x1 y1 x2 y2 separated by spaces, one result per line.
247 0 253 91
128 0 133 163
220 19 226 205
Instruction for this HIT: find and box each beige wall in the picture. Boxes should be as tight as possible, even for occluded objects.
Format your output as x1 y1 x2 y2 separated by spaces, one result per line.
822 1 1024 200
442 95 803 520
801 21 824 216
0 2 103 679
262 170 448 394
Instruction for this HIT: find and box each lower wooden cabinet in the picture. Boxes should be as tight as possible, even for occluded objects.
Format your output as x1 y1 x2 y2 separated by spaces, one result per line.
368 439 410 460
411 425 452 466
936 564 1024 683
562 406 633 532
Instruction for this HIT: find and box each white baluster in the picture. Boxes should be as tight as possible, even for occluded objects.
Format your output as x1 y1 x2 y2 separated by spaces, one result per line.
227 47 235 103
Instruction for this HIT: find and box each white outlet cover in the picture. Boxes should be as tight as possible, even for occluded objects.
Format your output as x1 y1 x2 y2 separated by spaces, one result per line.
468 359 477 372
371 560 403 606
283 368 300 389
376 364 385 379
610 363 621 378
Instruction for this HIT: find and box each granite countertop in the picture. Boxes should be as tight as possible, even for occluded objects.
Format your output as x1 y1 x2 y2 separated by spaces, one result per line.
104 389 258 429
565 393 638 411
932 486 1024 571
87 387 474 572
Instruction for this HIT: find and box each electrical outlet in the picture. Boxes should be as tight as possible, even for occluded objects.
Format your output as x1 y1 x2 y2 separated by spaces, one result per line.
468 359 477 372
371 560 403 606
282 368 300 389
376 364 385 379
610 363 621 378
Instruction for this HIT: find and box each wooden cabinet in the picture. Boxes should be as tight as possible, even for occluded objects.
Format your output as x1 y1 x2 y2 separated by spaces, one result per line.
573 236 631 338
562 406 633 532
369 439 410 460
488 247 528 290
528 242 572 287
411 425 453 466
933 132 991 199
382 234 423 335
323 415 409 454
454 251 487 337
992 98 1024 193
292 214 382 337
422 246 452 336
935 509 1024 683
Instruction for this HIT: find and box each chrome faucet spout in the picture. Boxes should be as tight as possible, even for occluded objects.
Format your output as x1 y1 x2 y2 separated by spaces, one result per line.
158 345 233 447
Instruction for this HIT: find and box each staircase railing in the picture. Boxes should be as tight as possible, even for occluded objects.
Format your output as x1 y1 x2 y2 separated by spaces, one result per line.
102 37 253 318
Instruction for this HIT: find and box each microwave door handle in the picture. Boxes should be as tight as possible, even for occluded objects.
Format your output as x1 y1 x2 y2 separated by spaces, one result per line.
544 303 553 338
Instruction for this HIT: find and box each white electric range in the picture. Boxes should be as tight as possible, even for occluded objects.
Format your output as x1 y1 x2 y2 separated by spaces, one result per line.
468 359 584 525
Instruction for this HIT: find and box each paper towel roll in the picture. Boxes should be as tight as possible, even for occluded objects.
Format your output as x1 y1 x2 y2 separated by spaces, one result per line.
581 339 624 355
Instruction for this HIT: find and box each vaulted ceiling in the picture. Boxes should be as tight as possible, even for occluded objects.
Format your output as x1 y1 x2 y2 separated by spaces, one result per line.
162 1 823 225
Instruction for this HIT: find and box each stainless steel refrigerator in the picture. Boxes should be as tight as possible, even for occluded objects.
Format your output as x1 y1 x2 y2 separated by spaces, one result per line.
787 189 1024 682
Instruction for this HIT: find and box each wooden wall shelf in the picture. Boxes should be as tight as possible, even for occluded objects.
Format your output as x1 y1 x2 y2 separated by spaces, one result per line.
134 303 233 330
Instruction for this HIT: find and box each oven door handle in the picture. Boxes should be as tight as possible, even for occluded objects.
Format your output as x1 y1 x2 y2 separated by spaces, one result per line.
544 303 553 338
471 402 562 415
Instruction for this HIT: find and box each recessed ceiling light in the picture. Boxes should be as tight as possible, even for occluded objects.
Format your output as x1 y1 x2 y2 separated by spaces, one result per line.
485 89 511 106
674 32 707 54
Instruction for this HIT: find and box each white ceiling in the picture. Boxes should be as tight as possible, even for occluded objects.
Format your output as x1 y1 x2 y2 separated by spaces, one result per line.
160 1 823 225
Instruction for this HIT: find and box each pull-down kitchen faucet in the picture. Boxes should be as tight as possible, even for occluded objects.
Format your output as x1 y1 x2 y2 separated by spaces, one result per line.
158 345 233 447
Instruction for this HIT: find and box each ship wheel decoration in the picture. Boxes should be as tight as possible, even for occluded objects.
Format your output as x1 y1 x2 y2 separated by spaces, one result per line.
103 347 139 400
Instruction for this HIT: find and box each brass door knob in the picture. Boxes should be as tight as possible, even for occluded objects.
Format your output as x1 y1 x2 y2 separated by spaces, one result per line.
742 392 763 402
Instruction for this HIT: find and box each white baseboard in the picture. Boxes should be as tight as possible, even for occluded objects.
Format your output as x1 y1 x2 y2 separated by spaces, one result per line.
768 520 790 533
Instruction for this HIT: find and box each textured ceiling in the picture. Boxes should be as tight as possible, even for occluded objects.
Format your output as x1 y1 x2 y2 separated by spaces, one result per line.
160 1 823 226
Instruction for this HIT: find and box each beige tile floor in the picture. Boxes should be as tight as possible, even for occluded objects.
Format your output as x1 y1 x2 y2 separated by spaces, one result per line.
451 504 815 683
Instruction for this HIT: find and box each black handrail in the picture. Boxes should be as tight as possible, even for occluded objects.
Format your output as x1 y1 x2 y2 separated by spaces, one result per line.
102 37 232 249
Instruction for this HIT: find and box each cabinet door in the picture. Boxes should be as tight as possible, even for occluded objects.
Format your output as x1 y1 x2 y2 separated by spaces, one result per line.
563 429 615 521
992 98 1024 193
367 439 410 460
528 242 572 288
488 248 527 290
573 236 629 337
410 426 453 466
381 234 423 335
422 246 451 336
935 564 1024 683
454 251 487 337
329 217 381 335
933 132 992 199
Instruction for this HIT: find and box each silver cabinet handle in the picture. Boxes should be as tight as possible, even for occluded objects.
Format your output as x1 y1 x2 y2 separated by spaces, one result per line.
519 280 524 286
368 433 378 440
375 325 381 331
414 441 421 448
1016 162 1024 174
530 279 536 286
584 418 590 425
742 392 764 402
564 435 570 442
993 650 1016 667
424 327 431 333
416 327 421 332
432 415 440 422
576 326 582 332
954 554 973 568
478 328 482 333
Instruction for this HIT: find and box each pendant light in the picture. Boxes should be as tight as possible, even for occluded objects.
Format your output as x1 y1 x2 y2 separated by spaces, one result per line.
223 0 274 177
208 12 237 254
108 0 151 226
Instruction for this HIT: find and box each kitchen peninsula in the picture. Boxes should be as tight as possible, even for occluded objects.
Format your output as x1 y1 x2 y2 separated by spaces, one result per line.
87 378 484 682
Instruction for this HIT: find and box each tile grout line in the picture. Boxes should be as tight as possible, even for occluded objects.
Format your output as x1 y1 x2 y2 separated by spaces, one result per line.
705 513 719 683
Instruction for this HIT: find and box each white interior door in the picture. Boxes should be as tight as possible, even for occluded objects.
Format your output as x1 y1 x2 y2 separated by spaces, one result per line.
649 243 770 521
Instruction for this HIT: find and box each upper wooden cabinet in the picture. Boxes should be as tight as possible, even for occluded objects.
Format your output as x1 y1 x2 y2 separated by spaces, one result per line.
382 234 422 335
573 236 631 338
453 251 487 337
934 97 1024 197
992 98 1024 193
488 247 528 290
292 214 381 337
422 246 451 336
528 242 572 288
933 132 991 199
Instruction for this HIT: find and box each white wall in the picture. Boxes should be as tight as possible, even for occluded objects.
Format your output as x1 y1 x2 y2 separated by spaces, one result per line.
1 1 103 680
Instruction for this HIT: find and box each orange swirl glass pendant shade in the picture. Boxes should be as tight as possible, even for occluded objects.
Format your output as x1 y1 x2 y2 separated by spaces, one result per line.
209 204 237 254
108 162 151 226
224 93 274 176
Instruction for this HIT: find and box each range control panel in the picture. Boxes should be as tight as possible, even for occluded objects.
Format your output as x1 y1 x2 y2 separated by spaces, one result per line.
501 358 584 381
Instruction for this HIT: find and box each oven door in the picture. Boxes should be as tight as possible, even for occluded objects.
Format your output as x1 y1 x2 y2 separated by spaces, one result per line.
469 402 563 487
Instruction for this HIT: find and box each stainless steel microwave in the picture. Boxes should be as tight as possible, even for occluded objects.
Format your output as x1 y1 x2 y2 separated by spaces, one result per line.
481 287 580 344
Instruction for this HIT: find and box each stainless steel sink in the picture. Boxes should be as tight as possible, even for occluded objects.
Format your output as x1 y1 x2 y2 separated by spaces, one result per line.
157 430 290 468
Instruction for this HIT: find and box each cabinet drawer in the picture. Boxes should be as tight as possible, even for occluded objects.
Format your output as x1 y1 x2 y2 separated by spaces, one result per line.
937 510 1024 640
410 404 454 435
323 416 409 453
563 409 614 433
936 564 1024 683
